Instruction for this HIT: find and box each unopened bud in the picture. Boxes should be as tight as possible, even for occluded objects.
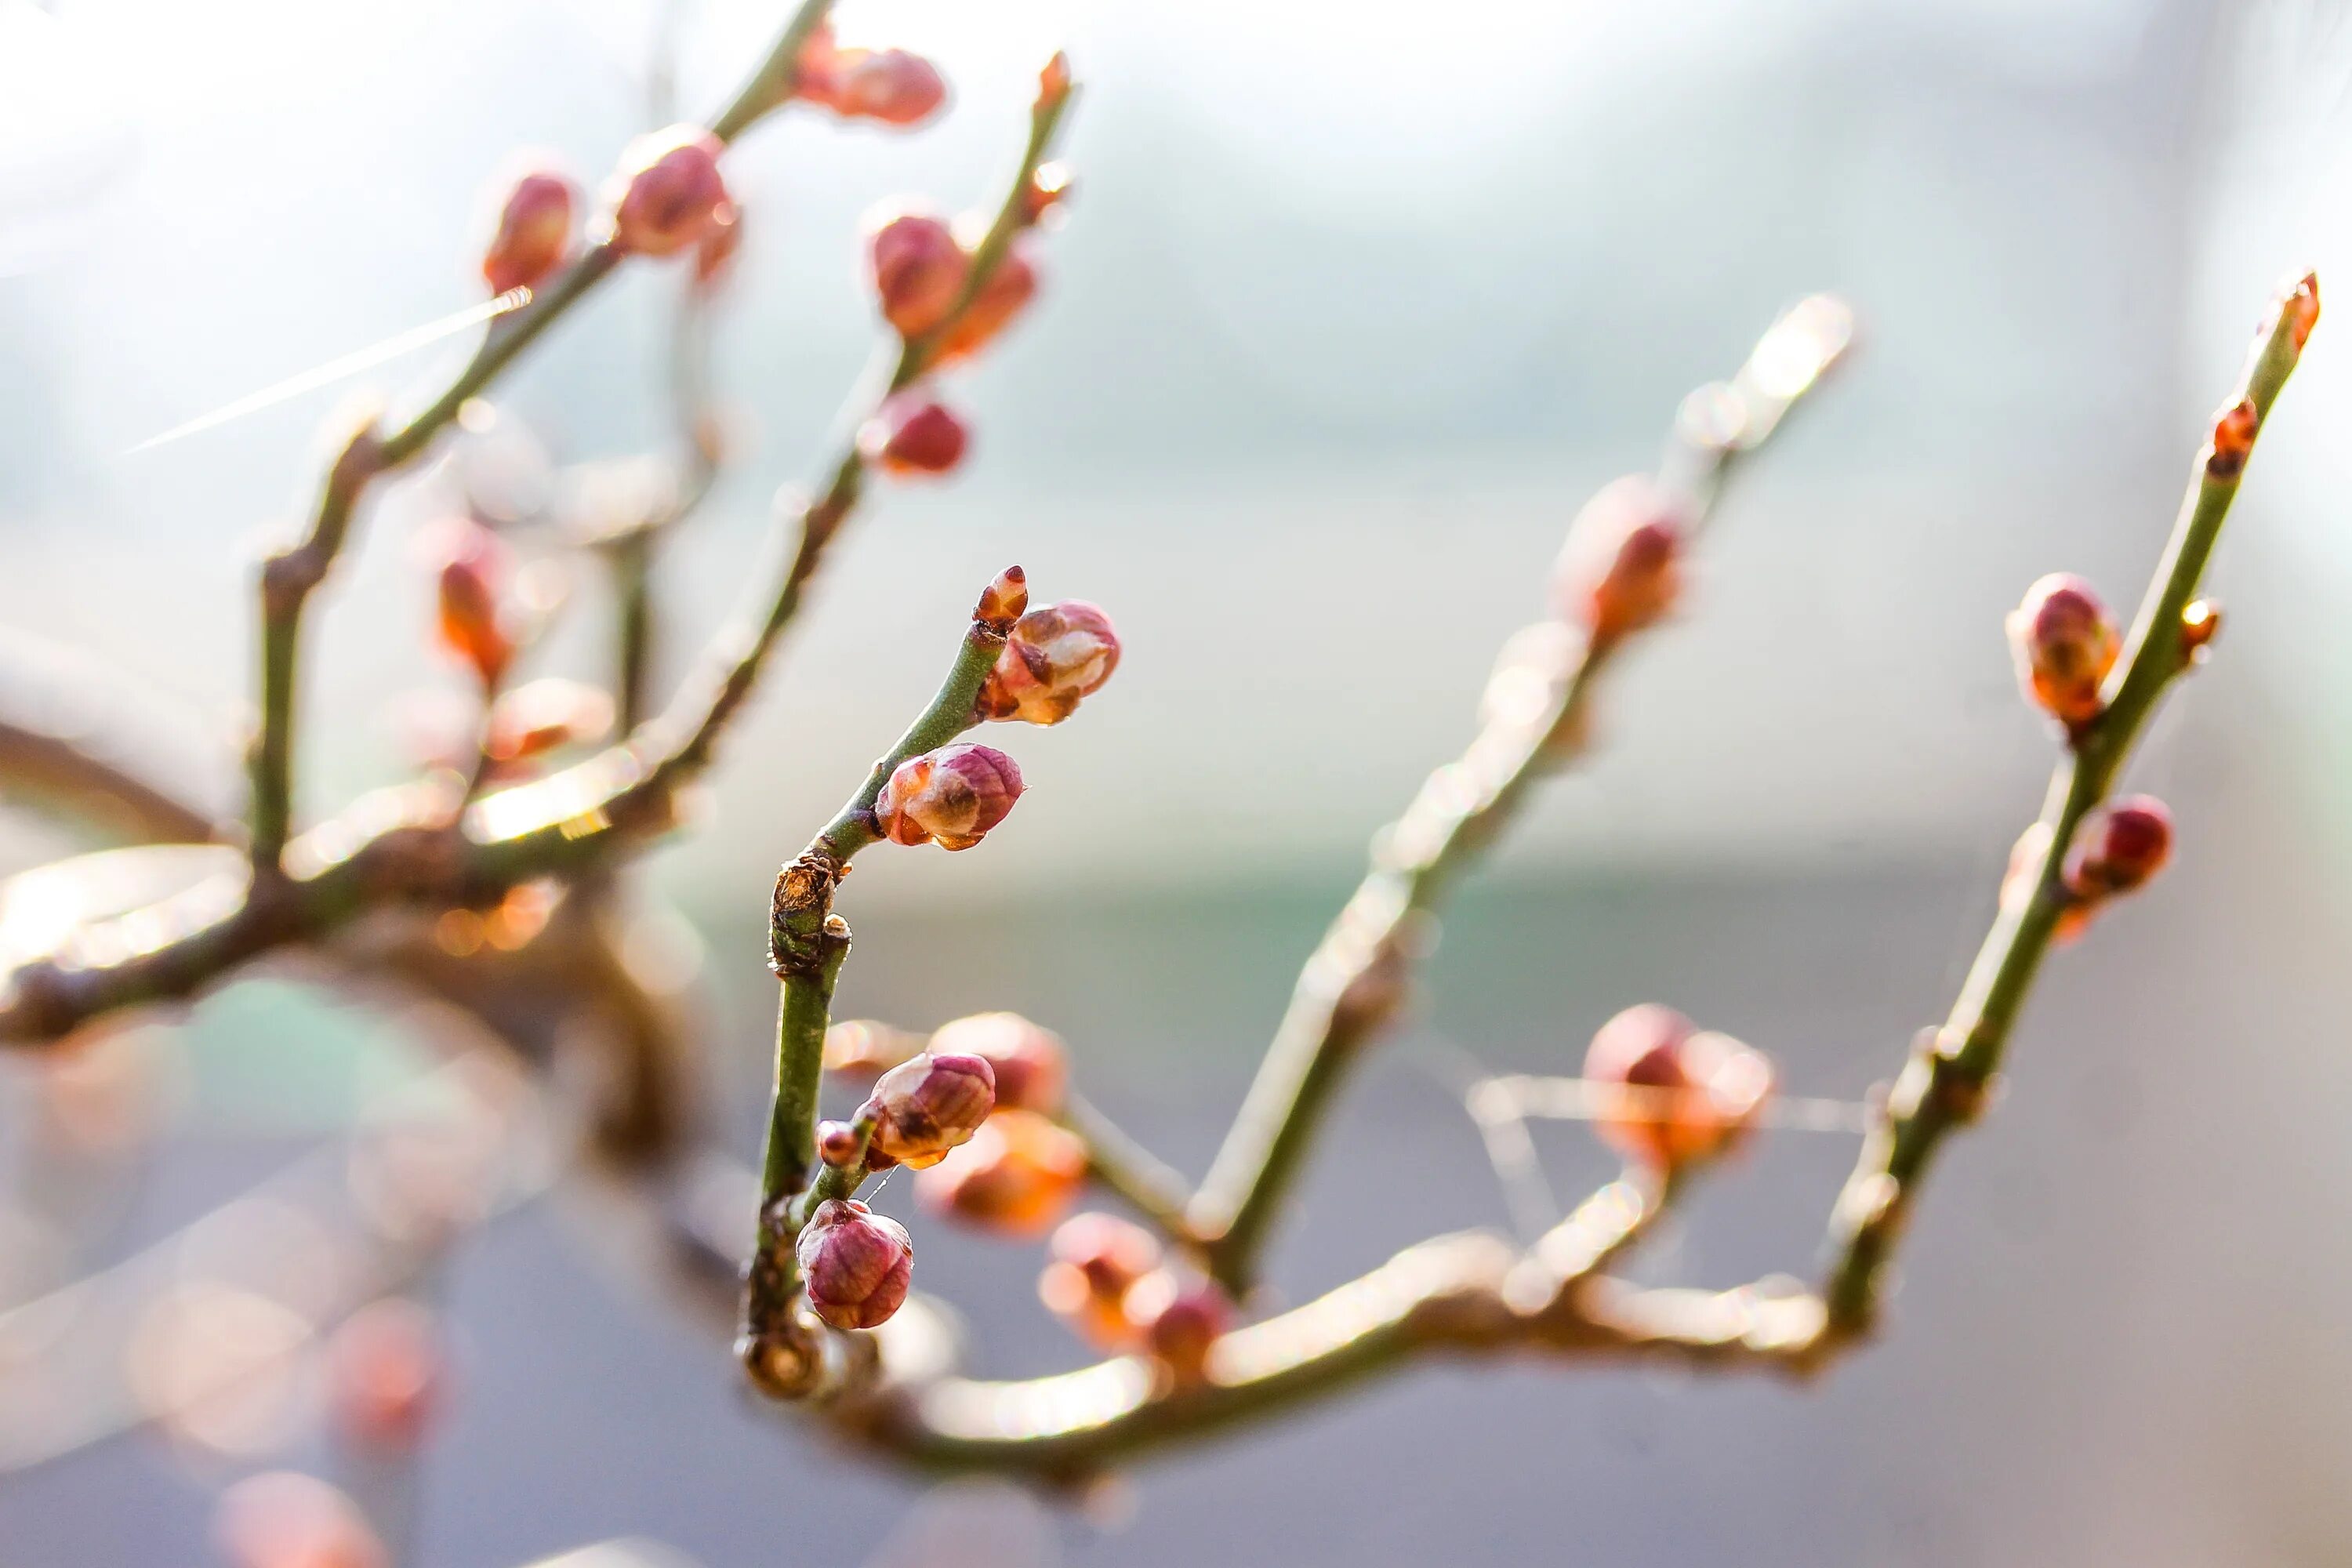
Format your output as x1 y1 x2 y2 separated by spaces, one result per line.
2062 795 2172 902
481 168 576 296
865 1051 996 1168
867 208 970 337
824 1018 924 1077
606 126 735 258
859 391 969 477
977 601 1120 726
2006 572 2118 728
817 1120 864 1167
2180 599 2222 662
1037 51 1074 112
325 1298 446 1454
795 1199 913 1330
1022 162 1075 227
431 519 515 690
917 1108 1086 1235
1583 1004 1774 1174
938 245 1040 363
1552 475 1686 645
2207 397 2259 480
1038 1212 1162 1348
214 1472 386 1568
928 1011 1068 1113
1126 1272 1232 1390
2272 271 2321 357
824 46 949 126
975 564 1029 633
874 742 1023 850
485 677 615 764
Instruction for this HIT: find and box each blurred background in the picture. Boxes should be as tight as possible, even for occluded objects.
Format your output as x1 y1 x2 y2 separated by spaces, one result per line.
5 0 2352 1562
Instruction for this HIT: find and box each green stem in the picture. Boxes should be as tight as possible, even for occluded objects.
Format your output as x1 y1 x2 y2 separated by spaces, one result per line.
760 934 851 1210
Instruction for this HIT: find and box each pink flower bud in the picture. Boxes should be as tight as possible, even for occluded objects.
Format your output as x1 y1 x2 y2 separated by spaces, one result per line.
865 1051 996 1169
214 1472 386 1568
1583 1004 1774 1174
430 520 514 690
606 126 735 259
859 392 969 477
817 1120 864 1167
927 1011 1068 1114
867 209 971 337
325 1298 447 1454
485 677 615 764
978 601 1120 726
975 564 1029 633
2006 573 2118 728
1039 1212 1161 1349
481 169 576 296
795 1199 913 1330
917 1109 1087 1236
2063 795 2173 902
938 245 1040 363
825 47 949 126
1552 475 1686 644
874 743 1024 850
1125 1272 1232 1389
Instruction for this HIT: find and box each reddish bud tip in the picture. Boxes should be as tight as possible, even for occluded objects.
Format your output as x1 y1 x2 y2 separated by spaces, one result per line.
2274 271 2321 356
817 1120 864 1167
325 1298 447 1454
795 1199 913 1330
485 677 615 764
927 1011 1068 1114
1552 475 1686 644
978 601 1121 726
1037 51 1075 111
2005 572 2118 728
2063 795 2173 902
606 126 734 258
1126 1272 1232 1390
866 207 970 337
430 519 516 690
1039 1212 1163 1348
916 1108 1087 1235
874 742 1024 850
818 47 949 127
865 1051 996 1169
2208 397 2259 480
481 169 576 296
1583 1004 1775 1174
976 565 1030 632
860 391 970 477
938 245 1041 364
2180 599 2223 662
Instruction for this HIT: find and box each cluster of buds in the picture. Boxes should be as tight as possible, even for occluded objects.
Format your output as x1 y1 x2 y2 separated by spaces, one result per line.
860 1051 996 1169
797 24 949 128
927 1011 1068 1113
874 743 1025 850
1582 1004 1774 1174
917 1108 1086 1235
1552 475 1688 648
2006 573 2120 730
796 1199 913 1330
426 517 517 692
604 125 735 260
1032 1214 1233 1385
976 601 1121 726
480 165 576 296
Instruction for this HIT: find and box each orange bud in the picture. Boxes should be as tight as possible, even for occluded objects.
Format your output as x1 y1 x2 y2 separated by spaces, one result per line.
2006 573 2118 728
1552 475 1686 645
865 1051 996 1169
2063 795 2172 902
1582 1004 1774 1174
606 126 734 258
1022 162 1075 227
927 1011 1068 1114
485 677 614 764
481 168 575 296
975 564 1029 633
1038 1212 1162 1349
2180 599 2222 662
938 245 1040 363
867 208 970 337
430 519 515 690
2208 397 2259 480
917 1108 1086 1235
2272 270 2321 356
214 1472 386 1568
1126 1272 1232 1389
977 601 1120 726
796 1199 913 1330
325 1298 446 1454
859 391 969 477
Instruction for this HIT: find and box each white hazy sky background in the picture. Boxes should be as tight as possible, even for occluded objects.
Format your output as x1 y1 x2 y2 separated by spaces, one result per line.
4 0 2350 915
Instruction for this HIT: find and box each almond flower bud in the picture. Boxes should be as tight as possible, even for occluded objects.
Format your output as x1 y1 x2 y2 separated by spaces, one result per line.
978 601 1120 725
2006 573 2118 728
2062 795 2173 902
874 743 1024 850
1583 1004 1774 1174
481 169 576 296
606 126 735 258
432 520 515 690
917 1108 1086 1236
864 1051 996 1169
859 391 969 477
867 209 970 337
937 245 1041 363
927 1011 1068 1114
1552 475 1686 645
1125 1272 1232 1389
795 1199 913 1330
1038 1212 1162 1349
826 47 949 126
